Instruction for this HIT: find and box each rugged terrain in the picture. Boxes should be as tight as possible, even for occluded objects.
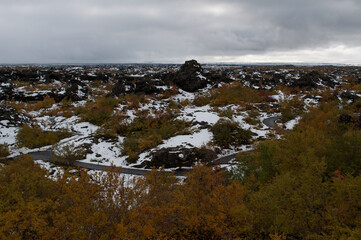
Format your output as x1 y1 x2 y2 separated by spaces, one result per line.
1 61 360 174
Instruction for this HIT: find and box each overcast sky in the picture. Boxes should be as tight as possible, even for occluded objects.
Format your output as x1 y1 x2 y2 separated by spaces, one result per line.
1 0 361 64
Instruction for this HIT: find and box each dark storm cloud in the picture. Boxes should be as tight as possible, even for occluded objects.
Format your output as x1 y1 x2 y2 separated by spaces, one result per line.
0 0 360 63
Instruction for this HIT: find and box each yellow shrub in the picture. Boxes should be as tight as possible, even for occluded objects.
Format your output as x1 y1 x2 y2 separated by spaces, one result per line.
16 125 71 149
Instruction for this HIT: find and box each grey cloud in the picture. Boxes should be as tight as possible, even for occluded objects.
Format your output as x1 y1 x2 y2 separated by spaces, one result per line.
0 0 360 63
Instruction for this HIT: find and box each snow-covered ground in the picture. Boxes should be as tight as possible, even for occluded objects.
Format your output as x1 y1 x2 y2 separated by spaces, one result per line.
0 79 309 174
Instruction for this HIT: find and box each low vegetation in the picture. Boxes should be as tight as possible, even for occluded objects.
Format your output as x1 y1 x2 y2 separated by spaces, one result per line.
77 97 119 126
121 113 191 163
0 144 10 157
211 119 254 148
194 81 275 107
230 101 361 239
50 143 87 166
280 97 305 122
16 125 71 149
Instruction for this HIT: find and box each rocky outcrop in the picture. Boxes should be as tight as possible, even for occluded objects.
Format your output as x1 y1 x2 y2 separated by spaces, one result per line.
49 80 90 102
339 91 360 102
64 80 89 101
292 70 337 89
111 76 160 96
0 106 31 126
0 83 50 102
0 83 14 101
140 147 217 169
172 60 209 92
338 113 352 124
338 113 361 129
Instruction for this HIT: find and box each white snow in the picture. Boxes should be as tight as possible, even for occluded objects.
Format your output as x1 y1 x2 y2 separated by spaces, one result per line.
177 105 220 125
157 129 213 149
0 125 18 145
285 116 301 130
81 141 126 167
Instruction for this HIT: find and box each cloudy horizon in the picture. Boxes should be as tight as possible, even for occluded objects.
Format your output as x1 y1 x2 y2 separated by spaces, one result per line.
1 0 361 64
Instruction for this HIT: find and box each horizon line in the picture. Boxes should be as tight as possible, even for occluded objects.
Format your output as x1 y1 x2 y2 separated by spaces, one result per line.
0 61 360 67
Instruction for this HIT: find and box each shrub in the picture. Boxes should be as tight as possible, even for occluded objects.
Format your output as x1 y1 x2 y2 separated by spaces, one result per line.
78 97 118 126
95 113 129 140
0 144 10 157
194 82 274 107
280 98 304 123
27 97 56 112
50 144 87 166
244 109 261 125
211 119 254 148
16 125 71 149
121 114 191 163
215 107 235 119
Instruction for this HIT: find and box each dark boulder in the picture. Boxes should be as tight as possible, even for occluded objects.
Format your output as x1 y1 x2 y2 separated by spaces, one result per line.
204 70 233 86
111 76 160 96
338 113 352 124
133 77 160 95
292 71 320 89
340 91 360 101
291 70 336 89
141 147 217 169
12 69 39 82
172 60 209 92
0 83 49 102
0 106 31 126
338 113 361 129
64 80 90 101
48 80 89 102
48 88 66 103
0 84 14 101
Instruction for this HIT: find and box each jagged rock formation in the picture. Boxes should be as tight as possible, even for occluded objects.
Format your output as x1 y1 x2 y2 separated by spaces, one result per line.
339 91 360 102
292 70 336 89
49 80 90 102
172 60 209 92
111 76 160 96
0 106 31 126
141 147 217 169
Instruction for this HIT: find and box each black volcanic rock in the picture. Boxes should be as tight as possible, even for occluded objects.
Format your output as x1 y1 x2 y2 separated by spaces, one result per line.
338 113 361 129
48 88 66 103
0 83 49 102
340 91 360 101
338 113 352 124
140 147 217 169
0 84 14 101
64 80 90 101
111 79 127 96
292 71 320 89
111 76 160 96
12 69 39 82
172 60 209 92
204 70 233 86
48 81 90 102
292 70 336 89
0 106 31 126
